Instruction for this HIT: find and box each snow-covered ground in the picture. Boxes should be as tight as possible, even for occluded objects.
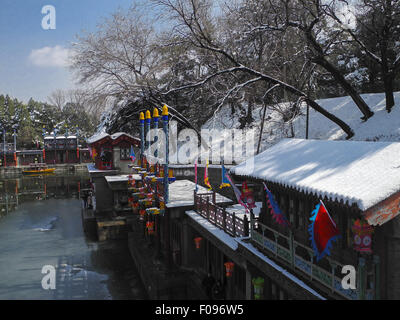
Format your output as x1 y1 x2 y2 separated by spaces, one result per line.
203 91 400 153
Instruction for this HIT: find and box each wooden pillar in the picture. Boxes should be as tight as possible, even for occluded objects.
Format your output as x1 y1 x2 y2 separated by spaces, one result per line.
245 265 252 300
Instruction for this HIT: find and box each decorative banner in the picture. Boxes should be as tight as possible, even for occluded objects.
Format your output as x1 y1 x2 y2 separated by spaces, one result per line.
92 148 97 161
76 147 80 159
146 221 154 234
263 183 290 227
42 149 46 161
240 181 256 209
204 160 212 191
194 160 198 193
308 200 340 262
224 262 235 277
219 165 231 189
225 173 249 212
194 237 202 249
352 219 374 254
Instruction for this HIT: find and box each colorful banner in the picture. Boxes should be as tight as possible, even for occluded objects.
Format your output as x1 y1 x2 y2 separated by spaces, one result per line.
263 183 290 227
219 165 231 189
130 145 136 162
240 181 256 209
225 173 249 212
92 148 97 161
204 160 212 191
352 219 373 254
308 200 340 262
194 160 198 192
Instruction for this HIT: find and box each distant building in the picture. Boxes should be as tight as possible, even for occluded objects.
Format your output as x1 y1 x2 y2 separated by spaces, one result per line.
43 135 80 164
87 132 140 173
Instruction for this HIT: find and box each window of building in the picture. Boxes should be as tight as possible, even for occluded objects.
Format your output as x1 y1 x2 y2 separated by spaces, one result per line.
120 147 130 160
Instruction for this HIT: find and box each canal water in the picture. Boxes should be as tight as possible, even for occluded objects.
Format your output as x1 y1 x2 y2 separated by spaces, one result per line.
0 172 147 300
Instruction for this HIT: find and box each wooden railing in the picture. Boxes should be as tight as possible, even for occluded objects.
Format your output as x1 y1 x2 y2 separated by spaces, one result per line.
250 217 364 300
194 192 249 238
193 192 376 300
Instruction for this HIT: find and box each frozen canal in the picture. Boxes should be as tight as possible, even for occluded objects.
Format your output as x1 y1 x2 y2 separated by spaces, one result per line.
0 173 147 300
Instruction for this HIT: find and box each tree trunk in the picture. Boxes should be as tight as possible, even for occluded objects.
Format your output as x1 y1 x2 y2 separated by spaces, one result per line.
383 73 395 113
314 56 374 120
241 66 355 139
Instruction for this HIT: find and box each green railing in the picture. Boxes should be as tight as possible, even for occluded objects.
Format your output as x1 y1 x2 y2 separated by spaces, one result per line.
251 219 360 300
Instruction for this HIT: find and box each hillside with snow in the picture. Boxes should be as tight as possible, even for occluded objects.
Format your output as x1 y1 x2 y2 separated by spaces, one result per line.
203 91 400 153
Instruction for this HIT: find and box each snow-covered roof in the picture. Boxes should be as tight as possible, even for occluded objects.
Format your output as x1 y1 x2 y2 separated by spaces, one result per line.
87 132 110 144
87 132 139 145
105 174 142 183
167 180 232 208
86 163 112 173
110 132 133 140
231 138 400 211
67 135 77 139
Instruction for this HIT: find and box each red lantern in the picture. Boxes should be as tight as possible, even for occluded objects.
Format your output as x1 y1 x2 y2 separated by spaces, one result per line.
194 237 202 249
146 221 155 235
352 219 374 254
139 209 146 221
224 262 235 277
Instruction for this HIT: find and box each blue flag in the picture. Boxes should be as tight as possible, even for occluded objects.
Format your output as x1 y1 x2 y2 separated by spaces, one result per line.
130 146 136 162
219 165 231 189
263 183 290 227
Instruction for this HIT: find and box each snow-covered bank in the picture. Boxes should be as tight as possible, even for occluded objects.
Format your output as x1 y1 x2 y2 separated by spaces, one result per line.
203 91 400 153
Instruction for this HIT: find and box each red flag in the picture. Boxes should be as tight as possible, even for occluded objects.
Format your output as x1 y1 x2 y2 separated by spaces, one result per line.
309 200 340 261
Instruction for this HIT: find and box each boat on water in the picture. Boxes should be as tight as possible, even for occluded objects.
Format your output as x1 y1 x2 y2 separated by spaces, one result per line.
22 163 55 175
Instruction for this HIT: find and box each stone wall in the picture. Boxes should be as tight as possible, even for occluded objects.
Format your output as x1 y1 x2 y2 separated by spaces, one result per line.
113 146 140 174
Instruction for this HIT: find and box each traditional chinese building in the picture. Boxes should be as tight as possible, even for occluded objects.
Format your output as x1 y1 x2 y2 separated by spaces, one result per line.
228 138 400 300
87 132 141 173
0 143 18 167
44 135 80 164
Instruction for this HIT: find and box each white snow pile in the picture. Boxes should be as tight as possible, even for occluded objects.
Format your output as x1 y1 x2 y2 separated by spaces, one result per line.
167 180 232 208
231 138 400 211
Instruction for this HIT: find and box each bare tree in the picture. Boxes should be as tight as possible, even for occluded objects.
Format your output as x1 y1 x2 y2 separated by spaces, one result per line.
152 0 354 138
327 0 400 112
70 4 161 104
47 89 66 110
239 0 374 120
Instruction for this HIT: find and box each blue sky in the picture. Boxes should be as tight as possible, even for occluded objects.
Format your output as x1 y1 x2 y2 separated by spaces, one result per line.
0 0 141 103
